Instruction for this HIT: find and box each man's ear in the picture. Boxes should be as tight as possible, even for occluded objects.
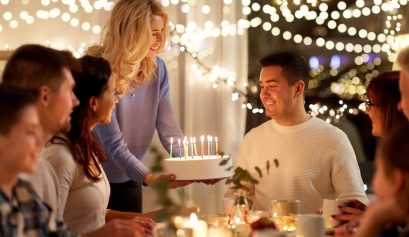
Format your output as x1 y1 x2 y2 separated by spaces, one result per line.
89 96 97 112
295 81 305 96
38 85 50 106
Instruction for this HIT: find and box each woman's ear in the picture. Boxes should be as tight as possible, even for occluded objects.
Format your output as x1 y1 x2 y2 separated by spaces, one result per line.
89 96 98 112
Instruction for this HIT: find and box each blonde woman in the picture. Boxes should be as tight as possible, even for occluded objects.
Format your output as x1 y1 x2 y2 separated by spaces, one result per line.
91 0 189 213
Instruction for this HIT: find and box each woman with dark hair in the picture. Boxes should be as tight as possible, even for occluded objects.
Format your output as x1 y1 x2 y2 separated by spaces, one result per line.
365 71 408 137
44 56 154 235
334 71 408 236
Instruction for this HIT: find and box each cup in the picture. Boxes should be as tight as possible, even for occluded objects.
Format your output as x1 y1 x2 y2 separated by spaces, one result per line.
322 199 347 229
296 214 325 237
269 200 300 217
222 197 236 216
269 200 300 231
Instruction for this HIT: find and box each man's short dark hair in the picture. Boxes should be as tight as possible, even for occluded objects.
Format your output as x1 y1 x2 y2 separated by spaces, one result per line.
259 51 309 86
0 85 39 135
2 44 80 91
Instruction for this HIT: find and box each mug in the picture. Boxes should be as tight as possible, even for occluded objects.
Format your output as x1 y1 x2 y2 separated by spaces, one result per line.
322 199 347 229
296 214 325 237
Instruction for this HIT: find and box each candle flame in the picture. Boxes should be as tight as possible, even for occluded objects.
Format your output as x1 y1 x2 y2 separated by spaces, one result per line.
193 137 196 143
170 137 173 143
189 213 199 225
178 138 181 144
215 137 218 142
200 135 205 143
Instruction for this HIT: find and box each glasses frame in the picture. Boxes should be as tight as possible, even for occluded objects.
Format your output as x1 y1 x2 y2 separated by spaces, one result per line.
364 98 379 111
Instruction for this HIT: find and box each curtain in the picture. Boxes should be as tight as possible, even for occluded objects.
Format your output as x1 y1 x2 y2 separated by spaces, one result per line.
143 0 248 214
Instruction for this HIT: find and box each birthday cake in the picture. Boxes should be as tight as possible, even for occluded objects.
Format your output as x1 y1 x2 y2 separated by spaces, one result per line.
163 156 233 181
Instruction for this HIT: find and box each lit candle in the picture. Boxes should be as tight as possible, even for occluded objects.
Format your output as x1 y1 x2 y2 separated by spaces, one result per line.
193 137 198 157
169 137 173 159
178 138 182 159
209 136 213 156
190 137 194 158
200 135 205 158
215 137 219 156
183 136 188 160
181 213 208 237
207 135 211 157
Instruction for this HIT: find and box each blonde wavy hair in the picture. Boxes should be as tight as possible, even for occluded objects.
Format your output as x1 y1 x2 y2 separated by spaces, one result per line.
87 0 169 95
398 47 409 73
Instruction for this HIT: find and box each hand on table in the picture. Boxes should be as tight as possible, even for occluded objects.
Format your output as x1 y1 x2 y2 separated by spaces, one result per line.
332 200 365 236
132 216 156 236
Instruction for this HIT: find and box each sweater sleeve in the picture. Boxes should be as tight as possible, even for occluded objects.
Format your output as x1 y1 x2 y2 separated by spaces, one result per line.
93 108 150 185
155 58 184 157
331 132 369 205
43 144 76 218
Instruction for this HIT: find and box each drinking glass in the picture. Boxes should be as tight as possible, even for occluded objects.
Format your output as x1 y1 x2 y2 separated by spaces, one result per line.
222 197 235 216
269 200 300 231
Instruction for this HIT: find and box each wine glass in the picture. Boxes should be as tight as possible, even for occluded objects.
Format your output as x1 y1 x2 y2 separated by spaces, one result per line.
222 197 235 216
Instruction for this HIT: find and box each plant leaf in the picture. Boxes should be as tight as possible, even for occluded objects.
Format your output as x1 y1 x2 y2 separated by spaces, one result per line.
274 158 279 168
266 160 270 175
219 157 231 166
254 166 263 178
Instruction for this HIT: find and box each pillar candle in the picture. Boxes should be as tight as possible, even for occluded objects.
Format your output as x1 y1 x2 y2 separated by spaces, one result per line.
215 137 219 156
169 137 173 159
178 138 182 159
190 137 194 158
193 137 198 157
200 135 205 158
209 136 213 156
207 135 211 157
183 136 188 160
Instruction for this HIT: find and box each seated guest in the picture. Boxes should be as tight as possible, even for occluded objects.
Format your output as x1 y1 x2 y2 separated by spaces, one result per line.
2 44 143 237
334 71 408 235
44 56 155 235
232 51 367 213
352 123 409 237
365 71 407 137
0 86 56 235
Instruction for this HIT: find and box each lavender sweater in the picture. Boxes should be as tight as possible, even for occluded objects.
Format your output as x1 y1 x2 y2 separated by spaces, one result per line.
93 57 183 184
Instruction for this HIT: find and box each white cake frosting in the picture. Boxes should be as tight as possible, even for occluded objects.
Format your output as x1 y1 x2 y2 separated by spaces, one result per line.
163 156 232 180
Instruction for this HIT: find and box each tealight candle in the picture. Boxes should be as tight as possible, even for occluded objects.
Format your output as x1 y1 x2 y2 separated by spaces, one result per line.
200 135 205 158
178 138 182 159
169 137 173 159
181 213 208 237
215 137 219 156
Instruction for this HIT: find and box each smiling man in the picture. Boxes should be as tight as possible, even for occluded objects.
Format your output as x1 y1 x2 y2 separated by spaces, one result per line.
234 52 368 213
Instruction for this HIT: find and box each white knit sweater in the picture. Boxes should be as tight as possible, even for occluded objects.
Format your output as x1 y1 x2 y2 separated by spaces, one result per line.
236 117 368 213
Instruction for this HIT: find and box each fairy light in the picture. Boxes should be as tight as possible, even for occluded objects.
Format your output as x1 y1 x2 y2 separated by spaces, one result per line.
0 0 406 116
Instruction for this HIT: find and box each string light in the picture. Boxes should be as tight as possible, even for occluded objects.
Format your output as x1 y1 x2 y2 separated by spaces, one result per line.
0 0 406 118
